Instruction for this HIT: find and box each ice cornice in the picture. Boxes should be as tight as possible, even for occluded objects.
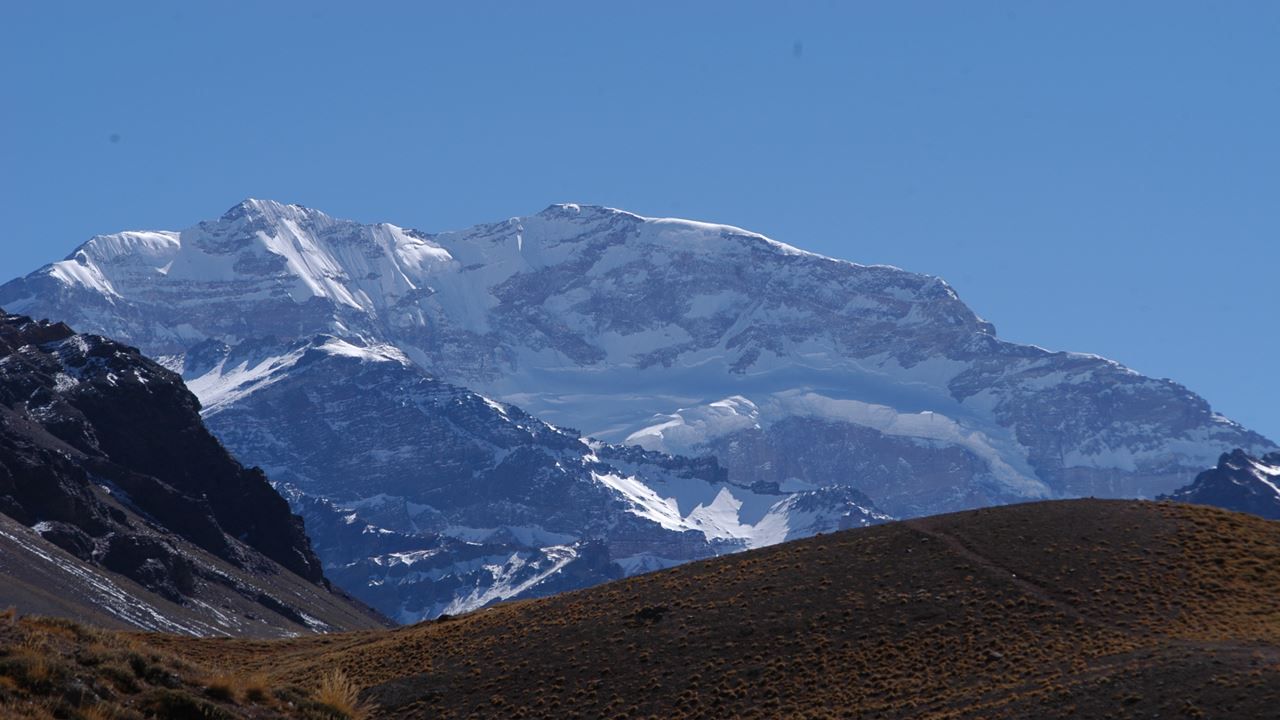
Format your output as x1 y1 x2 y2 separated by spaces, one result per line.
534 202 881 269
218 197 335 226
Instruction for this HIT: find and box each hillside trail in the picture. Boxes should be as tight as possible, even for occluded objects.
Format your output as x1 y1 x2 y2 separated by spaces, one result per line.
903 517 1130 636
903 516 1280 718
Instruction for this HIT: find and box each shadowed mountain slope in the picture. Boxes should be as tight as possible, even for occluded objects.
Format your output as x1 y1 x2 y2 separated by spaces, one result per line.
1162 448 1280 520
0 310 386 636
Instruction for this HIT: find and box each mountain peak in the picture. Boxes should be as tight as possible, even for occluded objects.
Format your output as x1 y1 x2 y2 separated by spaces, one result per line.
534 202 639 223
1161 448 1280 519
216 197 329 227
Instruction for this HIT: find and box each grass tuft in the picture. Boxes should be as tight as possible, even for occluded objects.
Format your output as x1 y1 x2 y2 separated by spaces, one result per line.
313 668 369 719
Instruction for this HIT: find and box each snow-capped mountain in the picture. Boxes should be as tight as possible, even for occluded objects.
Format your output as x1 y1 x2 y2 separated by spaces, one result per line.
3 199 1269 508
1 198 1272 616
1161 449 1280 519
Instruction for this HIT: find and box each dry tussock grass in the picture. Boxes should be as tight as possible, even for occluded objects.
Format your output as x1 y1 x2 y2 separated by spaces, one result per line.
0 613 376 719
314 668 370 719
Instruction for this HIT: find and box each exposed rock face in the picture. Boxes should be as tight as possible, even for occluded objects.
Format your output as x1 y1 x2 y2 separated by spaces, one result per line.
702 415 1014 518
0 311 320 581
1161 449 1280 520
290 490 625 622
0 310 384 635
192 335 886 622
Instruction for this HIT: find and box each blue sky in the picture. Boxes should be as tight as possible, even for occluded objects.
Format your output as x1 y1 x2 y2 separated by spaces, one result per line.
2 2 1277 440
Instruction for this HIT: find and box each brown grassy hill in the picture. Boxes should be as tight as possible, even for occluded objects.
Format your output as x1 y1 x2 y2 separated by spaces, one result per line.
5 499 1280 719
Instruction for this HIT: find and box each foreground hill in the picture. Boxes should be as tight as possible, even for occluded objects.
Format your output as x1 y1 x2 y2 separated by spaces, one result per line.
0 310 385 636
4 499 1276 718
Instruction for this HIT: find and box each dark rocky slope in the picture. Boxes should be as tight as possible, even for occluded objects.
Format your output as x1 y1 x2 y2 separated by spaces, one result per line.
1161 448 1280 519
0 310 386 635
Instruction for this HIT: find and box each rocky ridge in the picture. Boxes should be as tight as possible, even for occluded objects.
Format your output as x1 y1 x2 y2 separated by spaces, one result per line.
1161 448 1280 519
0 310 386 635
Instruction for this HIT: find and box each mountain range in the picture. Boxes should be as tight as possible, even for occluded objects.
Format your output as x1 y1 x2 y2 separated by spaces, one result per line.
2 198 1271 619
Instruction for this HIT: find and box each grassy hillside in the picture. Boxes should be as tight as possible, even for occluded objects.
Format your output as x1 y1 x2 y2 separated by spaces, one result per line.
4 499 1279 718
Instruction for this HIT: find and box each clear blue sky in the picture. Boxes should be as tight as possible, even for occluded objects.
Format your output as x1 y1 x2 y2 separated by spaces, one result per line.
2 2 1277 441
